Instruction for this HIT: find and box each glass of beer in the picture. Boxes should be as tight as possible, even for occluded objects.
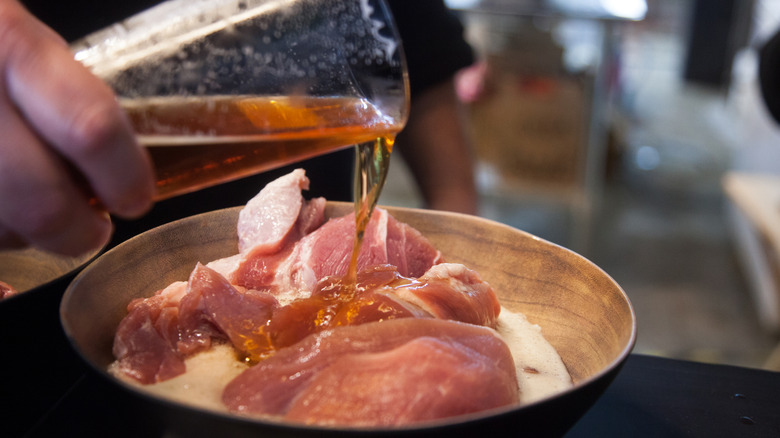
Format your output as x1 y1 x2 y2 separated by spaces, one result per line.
71 0 409 200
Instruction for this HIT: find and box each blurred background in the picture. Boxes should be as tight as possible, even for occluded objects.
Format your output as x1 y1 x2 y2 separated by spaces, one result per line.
380 0 780 371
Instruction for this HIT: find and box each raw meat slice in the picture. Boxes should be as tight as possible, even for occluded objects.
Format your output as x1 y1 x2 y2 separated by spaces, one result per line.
179 264 278 361
112 282 187 384
222 318 519 426
395 263 502 328
298 208 443 281
236 168 308 254
230 183 326 297
0 280 19 299
285 337 514 426
240 263 500 355
229 169 440 301
260 265 429 351
251 208 443 301
113 264 280 383
230 169 326 294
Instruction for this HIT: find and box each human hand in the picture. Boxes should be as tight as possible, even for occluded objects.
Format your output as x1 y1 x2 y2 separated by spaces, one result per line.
0 0 155 256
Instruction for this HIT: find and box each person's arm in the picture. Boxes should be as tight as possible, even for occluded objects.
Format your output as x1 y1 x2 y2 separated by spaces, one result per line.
0 0 154 255
396 77 478 215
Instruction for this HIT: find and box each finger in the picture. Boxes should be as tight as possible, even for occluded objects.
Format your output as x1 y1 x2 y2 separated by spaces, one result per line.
0 95 113 256
0 1 155 219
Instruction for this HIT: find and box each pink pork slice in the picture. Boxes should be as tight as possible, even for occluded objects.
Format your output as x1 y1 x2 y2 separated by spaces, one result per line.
237 168 314 254
222 318 519 426
230 168 326 293
237 207 444 296
113 264 280 383
112 282 188 384
394 263 502 329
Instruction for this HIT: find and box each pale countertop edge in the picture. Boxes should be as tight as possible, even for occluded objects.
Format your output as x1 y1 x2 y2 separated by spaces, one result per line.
722 171 780 252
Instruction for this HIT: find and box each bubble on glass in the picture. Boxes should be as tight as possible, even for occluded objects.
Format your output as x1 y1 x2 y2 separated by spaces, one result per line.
71 0 406 116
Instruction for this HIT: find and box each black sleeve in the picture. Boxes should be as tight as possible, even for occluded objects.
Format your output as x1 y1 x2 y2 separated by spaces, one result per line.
24 0 475 98
20 0 163 42
386 0 475 97
760 28 780 125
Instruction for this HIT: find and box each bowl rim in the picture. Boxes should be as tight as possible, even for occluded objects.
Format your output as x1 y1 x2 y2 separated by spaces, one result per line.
0 241 106 305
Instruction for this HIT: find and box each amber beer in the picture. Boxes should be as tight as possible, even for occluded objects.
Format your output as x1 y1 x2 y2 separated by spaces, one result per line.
121 95 402 200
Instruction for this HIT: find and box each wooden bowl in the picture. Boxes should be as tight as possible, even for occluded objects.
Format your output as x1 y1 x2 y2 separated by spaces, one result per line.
61 203 635 437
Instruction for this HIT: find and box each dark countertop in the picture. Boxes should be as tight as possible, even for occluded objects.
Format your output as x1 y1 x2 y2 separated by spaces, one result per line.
566 353 780 437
